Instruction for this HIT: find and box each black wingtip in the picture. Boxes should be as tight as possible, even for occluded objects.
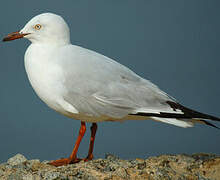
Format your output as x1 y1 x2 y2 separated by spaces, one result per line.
201 120 220 129
166 101 220 122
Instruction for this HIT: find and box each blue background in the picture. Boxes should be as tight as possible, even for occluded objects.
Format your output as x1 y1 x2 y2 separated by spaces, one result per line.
0 0 219 163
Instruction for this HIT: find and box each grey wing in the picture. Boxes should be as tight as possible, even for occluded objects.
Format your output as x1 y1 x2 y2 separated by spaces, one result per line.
60 45 179 118
92 78 175 116
61 45 219 128
63 71 194 128
64 77 176 116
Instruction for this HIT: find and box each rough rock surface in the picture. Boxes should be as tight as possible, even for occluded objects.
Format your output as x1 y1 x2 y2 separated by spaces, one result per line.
0 153 220 180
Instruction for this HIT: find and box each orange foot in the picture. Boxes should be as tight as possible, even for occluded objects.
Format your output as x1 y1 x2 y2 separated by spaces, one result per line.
48 158 81 167
48 155 94 167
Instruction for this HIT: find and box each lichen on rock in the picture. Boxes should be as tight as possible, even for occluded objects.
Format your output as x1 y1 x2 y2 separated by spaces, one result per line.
0 153 219 180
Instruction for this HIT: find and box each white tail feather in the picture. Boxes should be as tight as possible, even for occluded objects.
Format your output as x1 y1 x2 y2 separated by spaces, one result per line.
151 117 194 128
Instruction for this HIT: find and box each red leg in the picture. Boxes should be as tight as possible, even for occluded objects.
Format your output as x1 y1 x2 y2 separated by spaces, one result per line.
84 123 97 161
49 121 86 167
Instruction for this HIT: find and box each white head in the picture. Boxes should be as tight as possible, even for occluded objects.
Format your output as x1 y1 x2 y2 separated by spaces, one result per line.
3 13 70 45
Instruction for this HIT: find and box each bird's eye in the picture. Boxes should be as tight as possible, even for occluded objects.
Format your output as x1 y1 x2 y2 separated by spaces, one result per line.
34 24 42 30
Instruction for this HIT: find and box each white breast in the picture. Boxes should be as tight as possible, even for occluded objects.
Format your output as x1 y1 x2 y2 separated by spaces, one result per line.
24 44 78 115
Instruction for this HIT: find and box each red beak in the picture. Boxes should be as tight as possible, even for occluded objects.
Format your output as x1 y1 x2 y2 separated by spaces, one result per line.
2 31 30 42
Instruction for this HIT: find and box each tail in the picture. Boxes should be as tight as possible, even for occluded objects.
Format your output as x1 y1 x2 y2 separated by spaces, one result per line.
130 101 220 129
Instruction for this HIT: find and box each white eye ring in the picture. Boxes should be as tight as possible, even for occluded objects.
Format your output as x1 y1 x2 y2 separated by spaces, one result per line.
34 24 42 30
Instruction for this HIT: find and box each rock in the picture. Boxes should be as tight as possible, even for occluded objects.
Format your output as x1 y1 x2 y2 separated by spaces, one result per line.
7 154 27 166
0 153 219 180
